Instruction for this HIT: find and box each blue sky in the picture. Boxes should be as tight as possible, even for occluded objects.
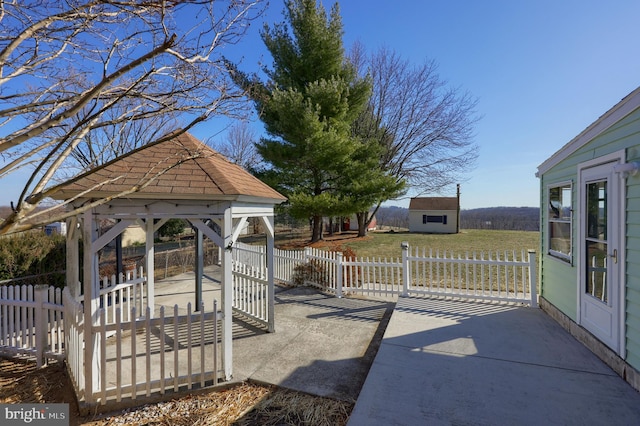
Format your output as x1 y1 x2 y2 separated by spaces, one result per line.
2 1 640 210
212 0 640 209
345 0 640 209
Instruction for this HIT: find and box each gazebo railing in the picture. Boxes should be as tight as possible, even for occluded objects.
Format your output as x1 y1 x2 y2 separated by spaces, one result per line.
78 267 147 326
232 261 270 329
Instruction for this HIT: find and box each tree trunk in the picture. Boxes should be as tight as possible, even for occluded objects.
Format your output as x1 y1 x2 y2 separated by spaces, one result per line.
357 212 368 237
311 215 323 242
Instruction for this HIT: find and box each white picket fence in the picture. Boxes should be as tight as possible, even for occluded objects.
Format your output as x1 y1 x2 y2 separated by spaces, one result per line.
274 247 305 284
63 286 223 405
63 288 85 399
0 270 147 371
406 247 536 304
234 241 538 306
2 267 223 405
0 284 65 366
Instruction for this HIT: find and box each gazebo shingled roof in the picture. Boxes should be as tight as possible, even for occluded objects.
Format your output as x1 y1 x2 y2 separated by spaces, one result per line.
52 132 286 202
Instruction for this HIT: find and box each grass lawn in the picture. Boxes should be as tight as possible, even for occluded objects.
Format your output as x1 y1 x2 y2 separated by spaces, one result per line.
290 229 540 259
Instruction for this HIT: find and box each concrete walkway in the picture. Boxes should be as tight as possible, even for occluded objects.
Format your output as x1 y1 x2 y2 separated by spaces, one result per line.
348 297 640 425
232 287 393 401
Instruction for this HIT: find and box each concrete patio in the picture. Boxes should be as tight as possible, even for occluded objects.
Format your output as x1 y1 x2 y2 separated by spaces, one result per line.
348 296 640 425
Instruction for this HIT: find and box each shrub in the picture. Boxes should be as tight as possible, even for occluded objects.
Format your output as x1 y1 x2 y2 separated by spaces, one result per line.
158 219 187 238
290 245 358 288
0 231 66 287
291 259 329 287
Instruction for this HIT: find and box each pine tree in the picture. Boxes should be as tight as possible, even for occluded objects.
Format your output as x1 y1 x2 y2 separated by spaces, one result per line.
229 0 402 241
258 0 370 241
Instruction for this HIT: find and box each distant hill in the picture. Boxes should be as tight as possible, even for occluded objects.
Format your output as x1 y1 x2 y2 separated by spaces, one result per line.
461 207 539 231
375 205 410 229
376 206 539 231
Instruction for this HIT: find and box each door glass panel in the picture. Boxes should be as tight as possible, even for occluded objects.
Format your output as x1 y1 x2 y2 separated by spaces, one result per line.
586 181 606 240
585 180 607 303
586 241 607 302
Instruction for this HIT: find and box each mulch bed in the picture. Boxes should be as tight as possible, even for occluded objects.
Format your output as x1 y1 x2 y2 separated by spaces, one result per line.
0 357 353 425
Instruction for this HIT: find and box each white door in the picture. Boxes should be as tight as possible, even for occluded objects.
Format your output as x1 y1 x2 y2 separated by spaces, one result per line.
579 161 622 353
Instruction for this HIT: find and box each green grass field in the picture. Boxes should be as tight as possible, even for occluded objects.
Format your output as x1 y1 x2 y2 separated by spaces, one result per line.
337 229 539 259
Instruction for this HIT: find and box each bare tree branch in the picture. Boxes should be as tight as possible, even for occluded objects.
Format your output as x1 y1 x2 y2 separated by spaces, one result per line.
210 120 262 170
0 0 266 235
351 45 479 195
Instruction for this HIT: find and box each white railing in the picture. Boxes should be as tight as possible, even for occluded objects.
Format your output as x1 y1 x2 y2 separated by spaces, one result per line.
0 284 65 366
239 242 538 306
406 247 537 305
236 242 308 286
232 262 270 329
97 267 146 325
233 242 265 270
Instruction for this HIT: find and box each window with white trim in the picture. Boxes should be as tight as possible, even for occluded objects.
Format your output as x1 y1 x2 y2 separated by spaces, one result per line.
423 215 447 224
548 183 572 261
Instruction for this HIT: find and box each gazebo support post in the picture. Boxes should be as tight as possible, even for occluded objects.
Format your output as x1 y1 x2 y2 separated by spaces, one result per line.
261 215 276 333
145 218 155 318
221 208 234 380
195 226 203 311
66 216 80 298
82 210 101 404
115 234 123 284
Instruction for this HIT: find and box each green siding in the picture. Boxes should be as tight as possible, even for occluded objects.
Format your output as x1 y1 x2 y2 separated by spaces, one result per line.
540 255 577 319
626 126 640 370
540 104 640 370
626 297 640 368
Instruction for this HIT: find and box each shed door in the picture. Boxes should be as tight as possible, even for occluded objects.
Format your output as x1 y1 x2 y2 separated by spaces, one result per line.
579 161 622 353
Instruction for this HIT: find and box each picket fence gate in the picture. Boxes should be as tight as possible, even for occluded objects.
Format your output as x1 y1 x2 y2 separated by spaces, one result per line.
232 261 270 329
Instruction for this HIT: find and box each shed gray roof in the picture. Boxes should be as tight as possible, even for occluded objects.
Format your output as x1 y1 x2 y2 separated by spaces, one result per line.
409 197 458 211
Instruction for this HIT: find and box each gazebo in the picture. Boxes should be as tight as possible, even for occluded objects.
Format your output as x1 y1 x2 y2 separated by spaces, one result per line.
51 132 286 406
